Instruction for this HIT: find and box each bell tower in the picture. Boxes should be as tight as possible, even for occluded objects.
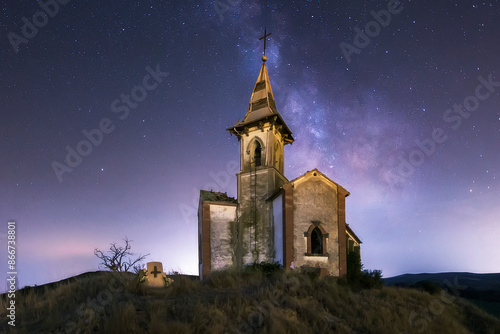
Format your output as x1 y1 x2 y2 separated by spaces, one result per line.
227 49 294 265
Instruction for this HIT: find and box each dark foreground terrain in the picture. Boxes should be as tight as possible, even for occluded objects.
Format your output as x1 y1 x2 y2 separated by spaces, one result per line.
2 269 500 333
384 272 500 319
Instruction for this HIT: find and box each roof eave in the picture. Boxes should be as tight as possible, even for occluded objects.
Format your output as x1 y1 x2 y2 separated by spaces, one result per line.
226 114 294 142
346 224 362 244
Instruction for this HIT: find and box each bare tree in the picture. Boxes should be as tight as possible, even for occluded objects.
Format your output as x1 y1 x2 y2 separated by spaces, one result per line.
94 237 149 273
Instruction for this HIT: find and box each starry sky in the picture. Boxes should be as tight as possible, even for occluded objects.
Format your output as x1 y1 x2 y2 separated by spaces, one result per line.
1 0 499 292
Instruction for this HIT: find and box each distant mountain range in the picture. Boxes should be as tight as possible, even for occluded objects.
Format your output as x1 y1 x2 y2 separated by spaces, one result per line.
384 272 500 318
384 272 500 291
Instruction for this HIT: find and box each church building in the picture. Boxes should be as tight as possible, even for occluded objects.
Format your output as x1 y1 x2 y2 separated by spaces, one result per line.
198 54 361 279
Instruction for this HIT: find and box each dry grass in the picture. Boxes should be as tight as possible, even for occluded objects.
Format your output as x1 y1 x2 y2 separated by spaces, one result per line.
1 269 499 333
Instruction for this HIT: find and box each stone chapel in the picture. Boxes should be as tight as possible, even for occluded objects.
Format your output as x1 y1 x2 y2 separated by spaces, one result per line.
198 54 361 279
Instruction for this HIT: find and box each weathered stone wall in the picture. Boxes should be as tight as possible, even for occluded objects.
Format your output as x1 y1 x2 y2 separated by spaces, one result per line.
199 201 211 279
209 204 237 270
235 122 288 266
292 172 340 276
237 168 287 264
338 189 348 277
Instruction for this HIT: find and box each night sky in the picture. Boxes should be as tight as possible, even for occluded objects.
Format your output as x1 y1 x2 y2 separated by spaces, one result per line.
1 0 500 292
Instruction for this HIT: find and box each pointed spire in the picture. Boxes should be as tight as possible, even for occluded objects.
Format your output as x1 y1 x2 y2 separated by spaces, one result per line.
227 57 293 144
242 61 277 123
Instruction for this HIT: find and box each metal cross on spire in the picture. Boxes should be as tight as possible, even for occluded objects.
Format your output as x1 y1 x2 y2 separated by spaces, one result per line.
259 27 271 62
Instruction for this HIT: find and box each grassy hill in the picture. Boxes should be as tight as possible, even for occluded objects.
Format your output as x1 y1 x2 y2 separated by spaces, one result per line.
2 269 500 333
384 272 500 320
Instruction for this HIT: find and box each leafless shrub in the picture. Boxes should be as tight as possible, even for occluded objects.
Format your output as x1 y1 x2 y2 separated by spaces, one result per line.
94 237 149 273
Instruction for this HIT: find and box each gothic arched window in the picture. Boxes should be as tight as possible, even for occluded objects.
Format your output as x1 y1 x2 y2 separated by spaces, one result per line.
311 227 323 254
305 223 328 256
254 141 262 166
